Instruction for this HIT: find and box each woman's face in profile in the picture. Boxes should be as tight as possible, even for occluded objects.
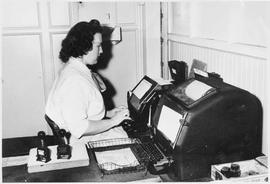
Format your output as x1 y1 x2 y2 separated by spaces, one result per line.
84 33 103 65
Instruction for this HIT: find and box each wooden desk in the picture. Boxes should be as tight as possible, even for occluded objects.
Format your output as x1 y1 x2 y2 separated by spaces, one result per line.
2 136 167 182
2 136 212 182
3 156 156 182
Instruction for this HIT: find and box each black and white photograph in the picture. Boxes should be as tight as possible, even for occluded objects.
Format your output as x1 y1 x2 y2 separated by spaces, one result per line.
1 0 269 182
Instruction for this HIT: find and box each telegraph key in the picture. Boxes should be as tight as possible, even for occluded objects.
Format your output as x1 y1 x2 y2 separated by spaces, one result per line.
36 131 51 162
57 129 72 159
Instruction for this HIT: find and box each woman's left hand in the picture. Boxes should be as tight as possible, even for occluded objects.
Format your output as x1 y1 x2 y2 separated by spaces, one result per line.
106 105 128 118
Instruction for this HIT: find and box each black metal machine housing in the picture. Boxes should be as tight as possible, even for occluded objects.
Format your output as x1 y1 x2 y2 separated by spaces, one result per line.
151 73 263 180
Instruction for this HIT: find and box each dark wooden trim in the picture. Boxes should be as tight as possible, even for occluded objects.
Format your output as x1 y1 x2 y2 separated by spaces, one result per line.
2 136 56 157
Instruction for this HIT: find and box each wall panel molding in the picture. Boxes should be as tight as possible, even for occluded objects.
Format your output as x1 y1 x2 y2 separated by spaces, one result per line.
121 28 138 32
2 32 42 36
135 3 145 80
168 33 267 60
37 33 47 102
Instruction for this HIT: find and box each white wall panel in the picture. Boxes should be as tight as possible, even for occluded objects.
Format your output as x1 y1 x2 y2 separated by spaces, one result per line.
48 2 71 27
2 1 39 28
116 2 136 25
2 35 47 138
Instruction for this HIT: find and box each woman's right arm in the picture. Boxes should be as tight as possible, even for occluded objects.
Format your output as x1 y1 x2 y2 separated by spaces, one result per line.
60 76 129 139
83 108 129 136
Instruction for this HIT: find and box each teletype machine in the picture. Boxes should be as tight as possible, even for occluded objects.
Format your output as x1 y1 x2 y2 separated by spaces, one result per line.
123 71 263 181
121 75 170 136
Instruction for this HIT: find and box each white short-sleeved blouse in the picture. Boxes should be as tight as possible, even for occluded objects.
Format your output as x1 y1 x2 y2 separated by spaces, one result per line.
45 58 106 142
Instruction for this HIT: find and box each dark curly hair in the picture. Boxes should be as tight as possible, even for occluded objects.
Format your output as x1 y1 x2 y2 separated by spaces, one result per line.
59 19 102 63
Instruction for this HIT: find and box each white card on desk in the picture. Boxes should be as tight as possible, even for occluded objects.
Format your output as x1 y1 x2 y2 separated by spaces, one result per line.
95 147 139 171
27 143 89 173
153 78 172 86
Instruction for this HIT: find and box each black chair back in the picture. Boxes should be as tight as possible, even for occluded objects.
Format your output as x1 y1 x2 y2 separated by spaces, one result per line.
45 115 65 145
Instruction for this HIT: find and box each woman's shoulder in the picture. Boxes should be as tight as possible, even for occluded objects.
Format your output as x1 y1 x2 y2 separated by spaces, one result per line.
61 66 87 81
59 68 96 92
56 74 94 98
61 72 89 87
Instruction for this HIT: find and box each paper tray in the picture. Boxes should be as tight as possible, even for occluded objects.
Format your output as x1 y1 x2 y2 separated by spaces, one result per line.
88 138 147 175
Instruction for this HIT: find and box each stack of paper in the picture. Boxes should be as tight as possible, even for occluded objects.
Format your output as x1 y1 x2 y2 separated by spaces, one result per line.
95 148 139 171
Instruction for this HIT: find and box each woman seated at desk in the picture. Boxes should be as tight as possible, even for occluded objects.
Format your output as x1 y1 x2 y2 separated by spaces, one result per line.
45 19 130 145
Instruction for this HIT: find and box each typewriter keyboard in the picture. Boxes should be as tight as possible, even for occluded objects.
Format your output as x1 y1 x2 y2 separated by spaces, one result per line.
131 142 165 163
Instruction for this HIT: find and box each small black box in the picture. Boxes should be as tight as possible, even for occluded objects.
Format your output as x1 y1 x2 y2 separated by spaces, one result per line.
57 144 71 159
168 60 188 85
36 146 51 163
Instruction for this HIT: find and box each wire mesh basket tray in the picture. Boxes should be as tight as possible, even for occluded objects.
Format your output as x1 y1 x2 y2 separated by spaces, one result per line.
88 138 148 175
87 138 141 149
